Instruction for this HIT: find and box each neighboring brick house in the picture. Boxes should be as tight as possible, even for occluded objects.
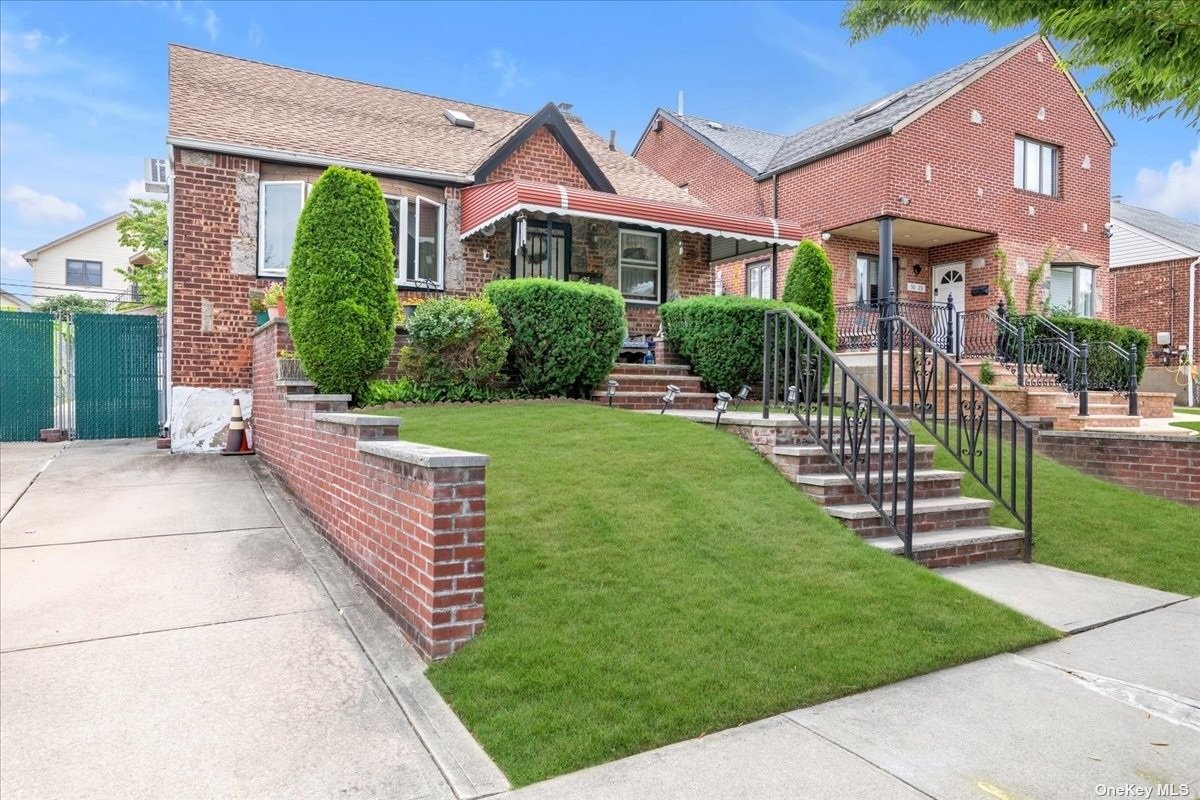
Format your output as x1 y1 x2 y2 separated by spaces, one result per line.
634 35 1115 347
1108 200 1199 405
165 46 802 450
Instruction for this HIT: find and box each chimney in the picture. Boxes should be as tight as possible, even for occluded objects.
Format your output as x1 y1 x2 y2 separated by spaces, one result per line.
677 90 684 116
609 130 617 151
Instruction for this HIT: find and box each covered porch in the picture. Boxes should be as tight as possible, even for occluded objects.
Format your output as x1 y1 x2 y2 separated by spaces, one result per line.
458 179 803 338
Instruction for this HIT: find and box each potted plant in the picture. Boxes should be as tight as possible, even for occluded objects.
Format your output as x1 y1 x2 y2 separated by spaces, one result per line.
276 349 306 381
263 282 286 320
249 289 269 326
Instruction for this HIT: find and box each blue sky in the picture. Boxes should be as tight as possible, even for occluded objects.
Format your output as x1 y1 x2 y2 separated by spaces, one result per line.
2 0 1197 297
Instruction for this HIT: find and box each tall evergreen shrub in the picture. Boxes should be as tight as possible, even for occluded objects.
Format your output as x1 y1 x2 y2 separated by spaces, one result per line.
781 240 837 352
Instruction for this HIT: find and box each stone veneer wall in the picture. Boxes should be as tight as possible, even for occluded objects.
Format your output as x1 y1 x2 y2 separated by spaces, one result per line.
252 320 489 659
1034 430 1200 506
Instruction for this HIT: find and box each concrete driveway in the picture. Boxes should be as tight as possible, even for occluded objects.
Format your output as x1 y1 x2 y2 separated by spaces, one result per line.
0 439 506 800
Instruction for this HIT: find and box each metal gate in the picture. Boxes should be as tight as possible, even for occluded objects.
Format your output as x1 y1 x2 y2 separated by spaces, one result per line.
0 312 55 441
0 312 164 442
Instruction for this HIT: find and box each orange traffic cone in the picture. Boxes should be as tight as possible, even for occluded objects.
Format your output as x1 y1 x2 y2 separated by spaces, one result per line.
221 399 255 456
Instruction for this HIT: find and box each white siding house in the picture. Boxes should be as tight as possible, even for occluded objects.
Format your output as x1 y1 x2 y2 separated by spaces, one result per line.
21 214 139 304
1110 201 1200 267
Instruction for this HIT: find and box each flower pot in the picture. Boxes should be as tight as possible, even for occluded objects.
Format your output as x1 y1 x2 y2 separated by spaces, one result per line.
275 296 286 318
266 306 280 321
255 310 270 326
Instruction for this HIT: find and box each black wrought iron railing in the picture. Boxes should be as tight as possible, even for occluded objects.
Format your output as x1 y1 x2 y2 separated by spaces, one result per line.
764 308 916 558
835 299 952 351
882 314 1034 561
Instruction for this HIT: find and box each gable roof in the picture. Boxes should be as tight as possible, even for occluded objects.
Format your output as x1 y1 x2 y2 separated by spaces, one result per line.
1111 201 1200 253
644 35 1113 180
168 45 694 204
474 103 615 193
22 213 126 262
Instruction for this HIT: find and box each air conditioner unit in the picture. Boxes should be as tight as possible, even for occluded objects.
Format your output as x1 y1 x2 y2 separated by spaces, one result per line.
144 158 169 193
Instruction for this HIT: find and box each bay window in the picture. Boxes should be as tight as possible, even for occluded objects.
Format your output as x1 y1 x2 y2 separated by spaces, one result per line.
258 181 305 276
1048 264 1096 317
386 195 445 288
618 228 662 303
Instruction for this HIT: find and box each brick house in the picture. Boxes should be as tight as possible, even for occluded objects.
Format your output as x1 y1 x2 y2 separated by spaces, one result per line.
1108 200 1199 404
634 35 1115 348
165 46 803 450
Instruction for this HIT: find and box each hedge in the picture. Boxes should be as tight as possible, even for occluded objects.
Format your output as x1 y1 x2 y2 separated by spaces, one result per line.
403 297 510 390
286 166 397 400
660 295 826 392
1015 314 1150 387
483 278 626 397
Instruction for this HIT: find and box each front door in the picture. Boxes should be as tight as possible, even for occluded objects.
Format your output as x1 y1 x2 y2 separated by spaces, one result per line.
932 263 966 351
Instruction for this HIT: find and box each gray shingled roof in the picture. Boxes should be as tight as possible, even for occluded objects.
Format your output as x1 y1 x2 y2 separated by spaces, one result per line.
668 36 1033 177
1111 201 1200 252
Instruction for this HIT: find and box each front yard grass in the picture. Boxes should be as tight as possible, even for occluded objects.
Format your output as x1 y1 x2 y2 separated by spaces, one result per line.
912 428 1200 595
1169 420 1200 433
369 402 1053 786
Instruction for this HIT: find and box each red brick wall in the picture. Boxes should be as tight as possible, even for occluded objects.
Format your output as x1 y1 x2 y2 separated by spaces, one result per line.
252 321 487 659
1035 430 1200 506
487 126 591 188
1111 258 1198 357
171 150 264 387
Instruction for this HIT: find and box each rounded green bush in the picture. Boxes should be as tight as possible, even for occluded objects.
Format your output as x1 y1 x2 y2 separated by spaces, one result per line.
285 166 397 399
483 278 626 397
660 295 824 392
782 240 837 352
405 297 510 390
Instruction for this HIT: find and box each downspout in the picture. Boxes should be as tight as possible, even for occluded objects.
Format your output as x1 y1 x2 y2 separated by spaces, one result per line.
1190 257 1198 406
164 144 176 437
771 174 779 299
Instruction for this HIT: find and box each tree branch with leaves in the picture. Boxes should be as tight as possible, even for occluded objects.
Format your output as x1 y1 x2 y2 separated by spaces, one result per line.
115 198 168 310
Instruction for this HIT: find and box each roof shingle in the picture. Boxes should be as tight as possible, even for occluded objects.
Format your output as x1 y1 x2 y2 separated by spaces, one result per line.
1110 201 1200 252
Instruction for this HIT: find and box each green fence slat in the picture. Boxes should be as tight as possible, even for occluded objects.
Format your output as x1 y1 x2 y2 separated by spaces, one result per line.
75 314 159 439
0 312 55 441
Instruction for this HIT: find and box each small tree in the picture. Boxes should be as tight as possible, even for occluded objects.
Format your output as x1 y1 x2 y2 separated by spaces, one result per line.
781 240 837 351
34 294 108 314
116 198 167 309
286 166 397 399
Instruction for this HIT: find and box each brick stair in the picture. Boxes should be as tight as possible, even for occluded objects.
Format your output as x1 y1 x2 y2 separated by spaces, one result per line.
592 363 715 411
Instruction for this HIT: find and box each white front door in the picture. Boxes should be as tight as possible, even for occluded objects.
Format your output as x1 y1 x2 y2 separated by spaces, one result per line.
932 263 966 351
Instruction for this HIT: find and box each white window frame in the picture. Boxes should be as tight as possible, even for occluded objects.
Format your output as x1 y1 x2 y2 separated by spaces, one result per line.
257 181 307 277
747 259 771 299
1048 264 1097 317
618 228 662 305
65 259 103 288
1013 136 1059 196
388 195 445 289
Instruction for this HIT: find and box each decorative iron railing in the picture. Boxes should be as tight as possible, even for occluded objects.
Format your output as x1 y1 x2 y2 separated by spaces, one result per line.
882 313 1034 561
834 299 952 351
764 308 916 558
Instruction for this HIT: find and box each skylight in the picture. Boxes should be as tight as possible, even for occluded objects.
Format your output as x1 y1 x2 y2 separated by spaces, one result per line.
443 109 476 129
853 92 907 122
705 121 725 131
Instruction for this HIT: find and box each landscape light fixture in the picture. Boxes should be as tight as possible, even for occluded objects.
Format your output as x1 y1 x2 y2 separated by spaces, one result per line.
660 384 680 414
607 379 619 407
713 391 732 427
786 384 798 410
733 384 751 410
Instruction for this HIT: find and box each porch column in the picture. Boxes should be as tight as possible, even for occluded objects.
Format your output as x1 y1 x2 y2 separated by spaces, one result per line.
877 215 894 311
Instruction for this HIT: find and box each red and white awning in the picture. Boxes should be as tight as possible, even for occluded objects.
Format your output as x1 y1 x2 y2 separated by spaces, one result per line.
460 180 802 246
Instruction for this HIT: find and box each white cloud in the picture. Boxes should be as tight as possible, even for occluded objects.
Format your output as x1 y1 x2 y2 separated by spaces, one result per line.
0 88 7 104
101 178 152 214
1131 145 1200 223
203 7 219 41
248 20 262 47
489 49 528 97
2 184 85 224
0 245 28 271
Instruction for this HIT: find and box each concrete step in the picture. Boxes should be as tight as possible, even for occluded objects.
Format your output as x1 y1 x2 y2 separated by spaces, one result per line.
826 495 994 537
609 363 694 376
597 373 705 392
866 526 1025 567
770 444 936 476
795 468 963 506
1060 414 1142 431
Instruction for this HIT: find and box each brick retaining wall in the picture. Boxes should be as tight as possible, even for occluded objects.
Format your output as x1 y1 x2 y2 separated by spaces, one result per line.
252 320 488 659
1035 430 1199 506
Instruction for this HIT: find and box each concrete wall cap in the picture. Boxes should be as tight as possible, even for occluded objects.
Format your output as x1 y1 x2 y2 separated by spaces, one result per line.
286 393 353 403
315 412 403 428
358 440 489 468
1038 429 1198 444
252 317 290 336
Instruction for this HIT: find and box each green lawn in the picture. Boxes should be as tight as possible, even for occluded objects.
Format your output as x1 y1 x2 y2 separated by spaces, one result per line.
369 402 1053 786
1174 407 1200 416
912 427 1200 595
1169 420 1200 432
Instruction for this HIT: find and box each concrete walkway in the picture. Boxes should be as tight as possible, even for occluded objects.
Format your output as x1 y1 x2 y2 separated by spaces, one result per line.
0 440 65 518
0 439 507 800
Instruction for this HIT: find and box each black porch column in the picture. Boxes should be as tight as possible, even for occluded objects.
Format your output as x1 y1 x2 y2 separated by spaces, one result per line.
877 216 894 311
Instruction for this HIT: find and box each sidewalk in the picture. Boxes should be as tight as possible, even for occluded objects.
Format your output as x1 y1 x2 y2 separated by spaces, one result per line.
0 439 506 800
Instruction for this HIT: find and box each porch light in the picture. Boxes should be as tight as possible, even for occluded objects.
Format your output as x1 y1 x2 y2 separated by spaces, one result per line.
714 391 732 427
607 379 619 407
733 384 751 410
786 384 798 409
660 384 680 414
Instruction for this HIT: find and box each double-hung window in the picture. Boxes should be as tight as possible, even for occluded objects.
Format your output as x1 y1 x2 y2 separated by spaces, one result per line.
1013 136 1059 196
618 229 662 303
747 260 771 299
1048 264 1096 317
855 253 899 305
258 181 306 276
66 259 102 287
386 195 445 288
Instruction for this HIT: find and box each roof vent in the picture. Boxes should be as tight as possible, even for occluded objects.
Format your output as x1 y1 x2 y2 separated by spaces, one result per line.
853 92 907 122
705 121 725 131
443 109 475 129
